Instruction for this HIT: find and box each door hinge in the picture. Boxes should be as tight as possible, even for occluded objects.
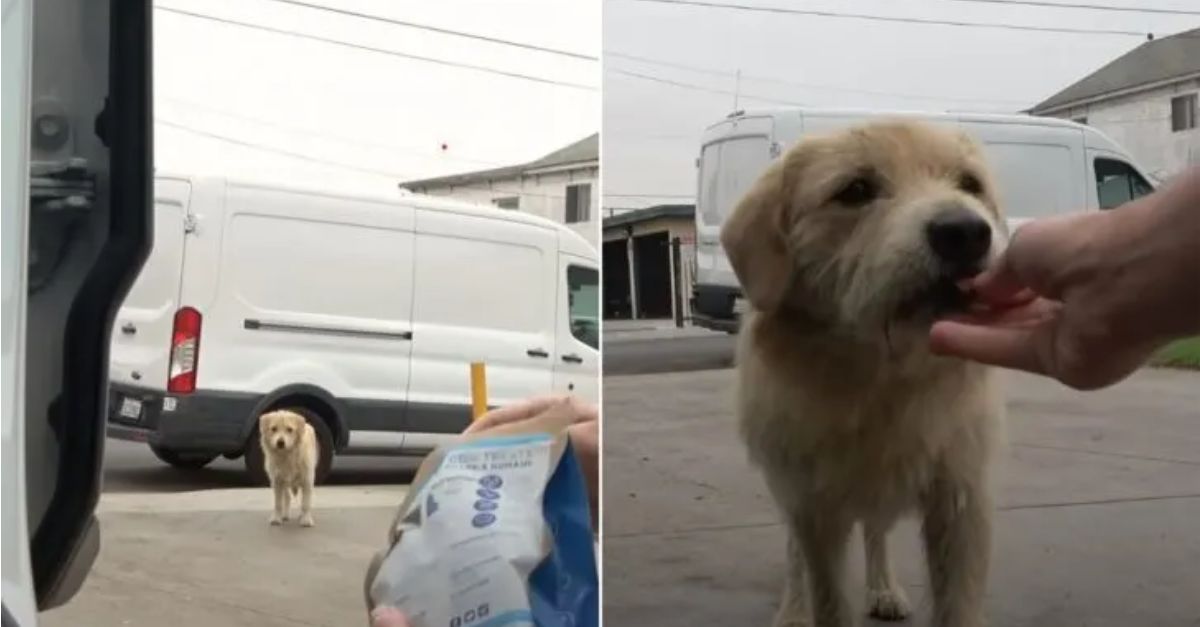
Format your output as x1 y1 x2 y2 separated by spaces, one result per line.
183 215 198 234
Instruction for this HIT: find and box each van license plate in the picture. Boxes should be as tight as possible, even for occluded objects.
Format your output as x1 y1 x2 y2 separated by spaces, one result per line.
119 397 143 420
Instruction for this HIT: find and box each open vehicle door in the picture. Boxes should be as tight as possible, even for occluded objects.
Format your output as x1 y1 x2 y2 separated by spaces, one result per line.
2 1 153 623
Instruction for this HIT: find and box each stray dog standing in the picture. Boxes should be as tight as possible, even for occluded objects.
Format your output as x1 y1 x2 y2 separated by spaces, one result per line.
721 121 1006 627
259 410 319 527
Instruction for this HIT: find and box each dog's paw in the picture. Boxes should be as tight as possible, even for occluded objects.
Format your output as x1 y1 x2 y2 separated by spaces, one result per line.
299 513 315 527
770 614 810 627
866 585 912 621
269 514 283 526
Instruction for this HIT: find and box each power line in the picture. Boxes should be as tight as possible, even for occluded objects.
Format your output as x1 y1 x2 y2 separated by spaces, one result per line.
607 67 804 106
154 6 598 91
929 0 1200 16
257 0 598 60
607 51 1031 106
620 0 1152 37
157 118 409 178
160 96 508 166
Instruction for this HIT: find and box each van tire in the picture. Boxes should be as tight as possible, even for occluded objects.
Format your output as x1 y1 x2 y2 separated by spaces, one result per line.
243 406 335 486
149 444 218 470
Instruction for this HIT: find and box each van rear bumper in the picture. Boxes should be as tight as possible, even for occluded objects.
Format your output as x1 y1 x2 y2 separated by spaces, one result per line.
106 383 257 454
691 283 742 334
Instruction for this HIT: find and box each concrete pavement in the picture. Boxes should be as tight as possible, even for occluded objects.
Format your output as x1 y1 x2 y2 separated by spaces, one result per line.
40 443 418 627
602 367 1200 626
603 320 735 375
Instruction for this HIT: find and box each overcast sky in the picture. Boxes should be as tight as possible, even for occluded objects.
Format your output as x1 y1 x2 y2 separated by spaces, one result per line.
602 0 1200 210
154 0 599 195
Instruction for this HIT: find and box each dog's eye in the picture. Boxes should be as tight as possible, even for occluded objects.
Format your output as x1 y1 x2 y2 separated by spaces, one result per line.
959 172 984 196
832 177 879 206
287 426 294 433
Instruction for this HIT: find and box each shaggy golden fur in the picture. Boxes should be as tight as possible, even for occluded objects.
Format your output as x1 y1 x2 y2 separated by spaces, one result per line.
260 409 319 527
722 120 1007 627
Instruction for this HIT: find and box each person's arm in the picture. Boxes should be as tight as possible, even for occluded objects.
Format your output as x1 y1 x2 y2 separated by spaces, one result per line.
930 167 1200 390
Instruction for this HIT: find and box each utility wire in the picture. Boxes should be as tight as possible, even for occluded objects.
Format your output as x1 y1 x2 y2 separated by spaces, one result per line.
929 0 1200 16
620 0 1152 37
157 118 409 178
155 6 598 90
607 67 804 105
161 96 507 166
257 0 598 60
606 51 1031 106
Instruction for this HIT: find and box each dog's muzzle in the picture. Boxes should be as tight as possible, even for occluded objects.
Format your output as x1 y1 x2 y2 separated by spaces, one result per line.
274 438 287 450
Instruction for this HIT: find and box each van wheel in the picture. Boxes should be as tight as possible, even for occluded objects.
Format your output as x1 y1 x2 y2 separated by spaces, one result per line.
243 406 335 486
149 444 218 470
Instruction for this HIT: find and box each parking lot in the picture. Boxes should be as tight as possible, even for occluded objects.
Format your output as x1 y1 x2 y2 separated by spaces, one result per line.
41 442 419 627
603 364 1200 627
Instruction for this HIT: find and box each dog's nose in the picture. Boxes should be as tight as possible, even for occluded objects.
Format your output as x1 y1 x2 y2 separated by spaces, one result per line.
275 440 285 449
925 208 991 276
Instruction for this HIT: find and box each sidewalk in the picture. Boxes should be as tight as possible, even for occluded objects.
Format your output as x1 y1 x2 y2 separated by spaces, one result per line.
603 318 724 343
42 485 408 627
603 368 1200 626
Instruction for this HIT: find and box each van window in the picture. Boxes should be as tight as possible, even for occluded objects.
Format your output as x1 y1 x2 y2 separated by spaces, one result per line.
414 234 544 333
1095 158 1153 210
565 184 592 223
228 214 413 320
698 142 721 226
567 265 599 349
979 142 1075 219
715 136 771 226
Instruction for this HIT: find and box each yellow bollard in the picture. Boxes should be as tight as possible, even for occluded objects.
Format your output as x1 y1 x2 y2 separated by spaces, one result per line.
470 362 487 421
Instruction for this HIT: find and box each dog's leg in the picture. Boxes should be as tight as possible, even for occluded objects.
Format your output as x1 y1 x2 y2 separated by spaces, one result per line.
921 471 991 627
796 510 853 627
279 482 292 522
864 517 911 621
269 481 285 525
772 530 810 627
299 480 315 527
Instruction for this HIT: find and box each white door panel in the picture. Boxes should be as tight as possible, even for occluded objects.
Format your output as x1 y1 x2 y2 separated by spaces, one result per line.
108 179 190 389
409 210 556 413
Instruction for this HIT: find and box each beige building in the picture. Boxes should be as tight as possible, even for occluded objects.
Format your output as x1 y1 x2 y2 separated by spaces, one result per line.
602 205 695 322
1030 28 1199 180
400 134 599 247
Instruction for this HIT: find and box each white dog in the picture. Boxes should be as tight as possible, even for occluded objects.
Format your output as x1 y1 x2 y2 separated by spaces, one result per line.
259 409 318 527
722 121 1006 627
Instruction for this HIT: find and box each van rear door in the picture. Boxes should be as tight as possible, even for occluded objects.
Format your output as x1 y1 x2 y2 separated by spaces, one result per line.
694 116 774 302
109 178 190 390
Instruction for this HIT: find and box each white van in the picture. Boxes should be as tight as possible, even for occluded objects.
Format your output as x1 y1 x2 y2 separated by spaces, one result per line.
691 108 1157 331
106 175 600 483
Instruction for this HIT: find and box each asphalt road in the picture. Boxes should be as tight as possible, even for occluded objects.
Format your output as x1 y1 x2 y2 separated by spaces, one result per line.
102 439 420 493
603 333 736 375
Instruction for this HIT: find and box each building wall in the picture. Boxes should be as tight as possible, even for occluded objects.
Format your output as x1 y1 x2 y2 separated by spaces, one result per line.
602 216 697 320
1045 78 1200 179
412 164 600 248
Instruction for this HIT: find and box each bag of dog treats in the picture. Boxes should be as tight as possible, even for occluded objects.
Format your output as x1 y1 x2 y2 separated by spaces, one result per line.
364 401 598 627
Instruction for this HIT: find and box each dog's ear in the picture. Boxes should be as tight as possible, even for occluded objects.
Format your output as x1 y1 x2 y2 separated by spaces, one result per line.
720 159 794 313
259 413 271 430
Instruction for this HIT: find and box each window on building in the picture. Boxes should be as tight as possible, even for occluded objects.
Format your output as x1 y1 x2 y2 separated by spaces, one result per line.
493 196 519 210
1073 116 1088 125
1095 158 1154 210
1171 93 1198 132
565 183 591 223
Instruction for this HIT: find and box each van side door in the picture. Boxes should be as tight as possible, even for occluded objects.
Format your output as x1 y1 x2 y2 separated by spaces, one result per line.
554 255 599 403
408 211 556 434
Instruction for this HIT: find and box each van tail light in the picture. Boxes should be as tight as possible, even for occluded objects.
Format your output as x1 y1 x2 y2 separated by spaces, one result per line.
168 307 202 393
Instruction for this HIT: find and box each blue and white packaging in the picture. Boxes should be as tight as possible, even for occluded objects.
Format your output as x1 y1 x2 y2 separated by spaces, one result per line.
365 403 597 627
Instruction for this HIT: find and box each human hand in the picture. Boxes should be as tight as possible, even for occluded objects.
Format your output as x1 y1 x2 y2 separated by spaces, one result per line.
930 170 1200 389
370 606 410 627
